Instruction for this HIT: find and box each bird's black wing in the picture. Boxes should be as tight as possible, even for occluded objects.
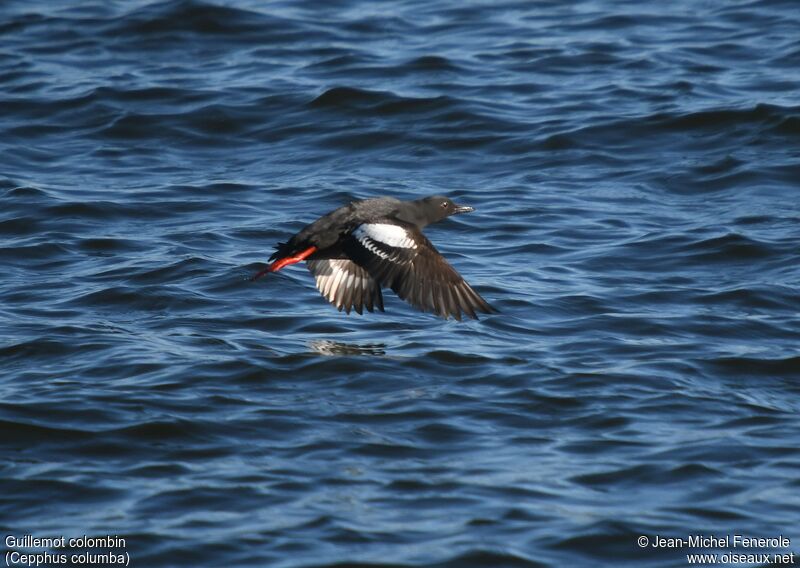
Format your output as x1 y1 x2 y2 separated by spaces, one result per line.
306 259 384 315
342 220 494 320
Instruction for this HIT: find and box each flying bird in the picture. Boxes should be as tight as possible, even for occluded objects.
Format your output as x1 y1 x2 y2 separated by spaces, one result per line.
252 195 495 320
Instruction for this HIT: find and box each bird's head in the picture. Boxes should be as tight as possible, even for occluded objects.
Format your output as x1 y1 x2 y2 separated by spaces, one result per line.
405 195 475 227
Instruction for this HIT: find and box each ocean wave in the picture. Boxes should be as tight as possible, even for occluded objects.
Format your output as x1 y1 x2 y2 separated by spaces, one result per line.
2 0 799 565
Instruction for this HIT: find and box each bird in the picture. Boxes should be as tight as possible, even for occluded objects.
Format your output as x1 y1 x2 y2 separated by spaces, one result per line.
252 195 495 321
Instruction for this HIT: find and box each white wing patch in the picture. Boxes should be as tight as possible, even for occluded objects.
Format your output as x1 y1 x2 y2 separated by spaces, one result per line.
353 223 417 259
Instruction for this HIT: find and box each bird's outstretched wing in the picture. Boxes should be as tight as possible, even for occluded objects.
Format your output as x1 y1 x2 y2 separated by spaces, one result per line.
306 259 384 315
342 220 494 320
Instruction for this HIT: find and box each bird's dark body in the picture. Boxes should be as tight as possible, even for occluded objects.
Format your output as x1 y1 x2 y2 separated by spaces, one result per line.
260 195 495 321
270 197 404 262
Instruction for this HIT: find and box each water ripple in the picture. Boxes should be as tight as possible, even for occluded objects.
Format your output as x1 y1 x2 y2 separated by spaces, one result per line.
1 0 799 566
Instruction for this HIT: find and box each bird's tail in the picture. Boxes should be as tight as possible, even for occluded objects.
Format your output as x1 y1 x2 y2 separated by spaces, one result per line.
251 245 317 281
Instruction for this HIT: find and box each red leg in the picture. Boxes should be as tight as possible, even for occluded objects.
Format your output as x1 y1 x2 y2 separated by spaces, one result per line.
251 246 317 281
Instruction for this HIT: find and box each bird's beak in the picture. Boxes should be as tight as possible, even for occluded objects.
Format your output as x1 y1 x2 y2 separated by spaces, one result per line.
453 204 475 215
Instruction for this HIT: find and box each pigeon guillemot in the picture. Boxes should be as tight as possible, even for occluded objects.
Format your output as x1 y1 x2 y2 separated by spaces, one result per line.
252 195 495 320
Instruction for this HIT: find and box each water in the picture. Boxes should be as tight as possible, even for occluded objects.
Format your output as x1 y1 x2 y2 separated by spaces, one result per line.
1 1 799 566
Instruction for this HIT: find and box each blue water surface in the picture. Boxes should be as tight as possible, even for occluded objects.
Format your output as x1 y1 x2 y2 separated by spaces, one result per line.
1 1 799 566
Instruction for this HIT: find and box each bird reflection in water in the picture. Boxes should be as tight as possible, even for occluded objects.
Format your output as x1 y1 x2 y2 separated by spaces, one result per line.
309 339 386 356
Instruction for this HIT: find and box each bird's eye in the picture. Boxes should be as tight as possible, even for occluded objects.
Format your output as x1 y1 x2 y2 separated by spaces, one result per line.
441 201 449 208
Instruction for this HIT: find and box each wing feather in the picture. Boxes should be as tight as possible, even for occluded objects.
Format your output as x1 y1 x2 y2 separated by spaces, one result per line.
306 259 384 315
343 220 495 320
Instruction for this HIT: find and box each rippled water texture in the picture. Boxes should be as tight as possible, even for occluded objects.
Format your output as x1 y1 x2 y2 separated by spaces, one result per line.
1 1 799 566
